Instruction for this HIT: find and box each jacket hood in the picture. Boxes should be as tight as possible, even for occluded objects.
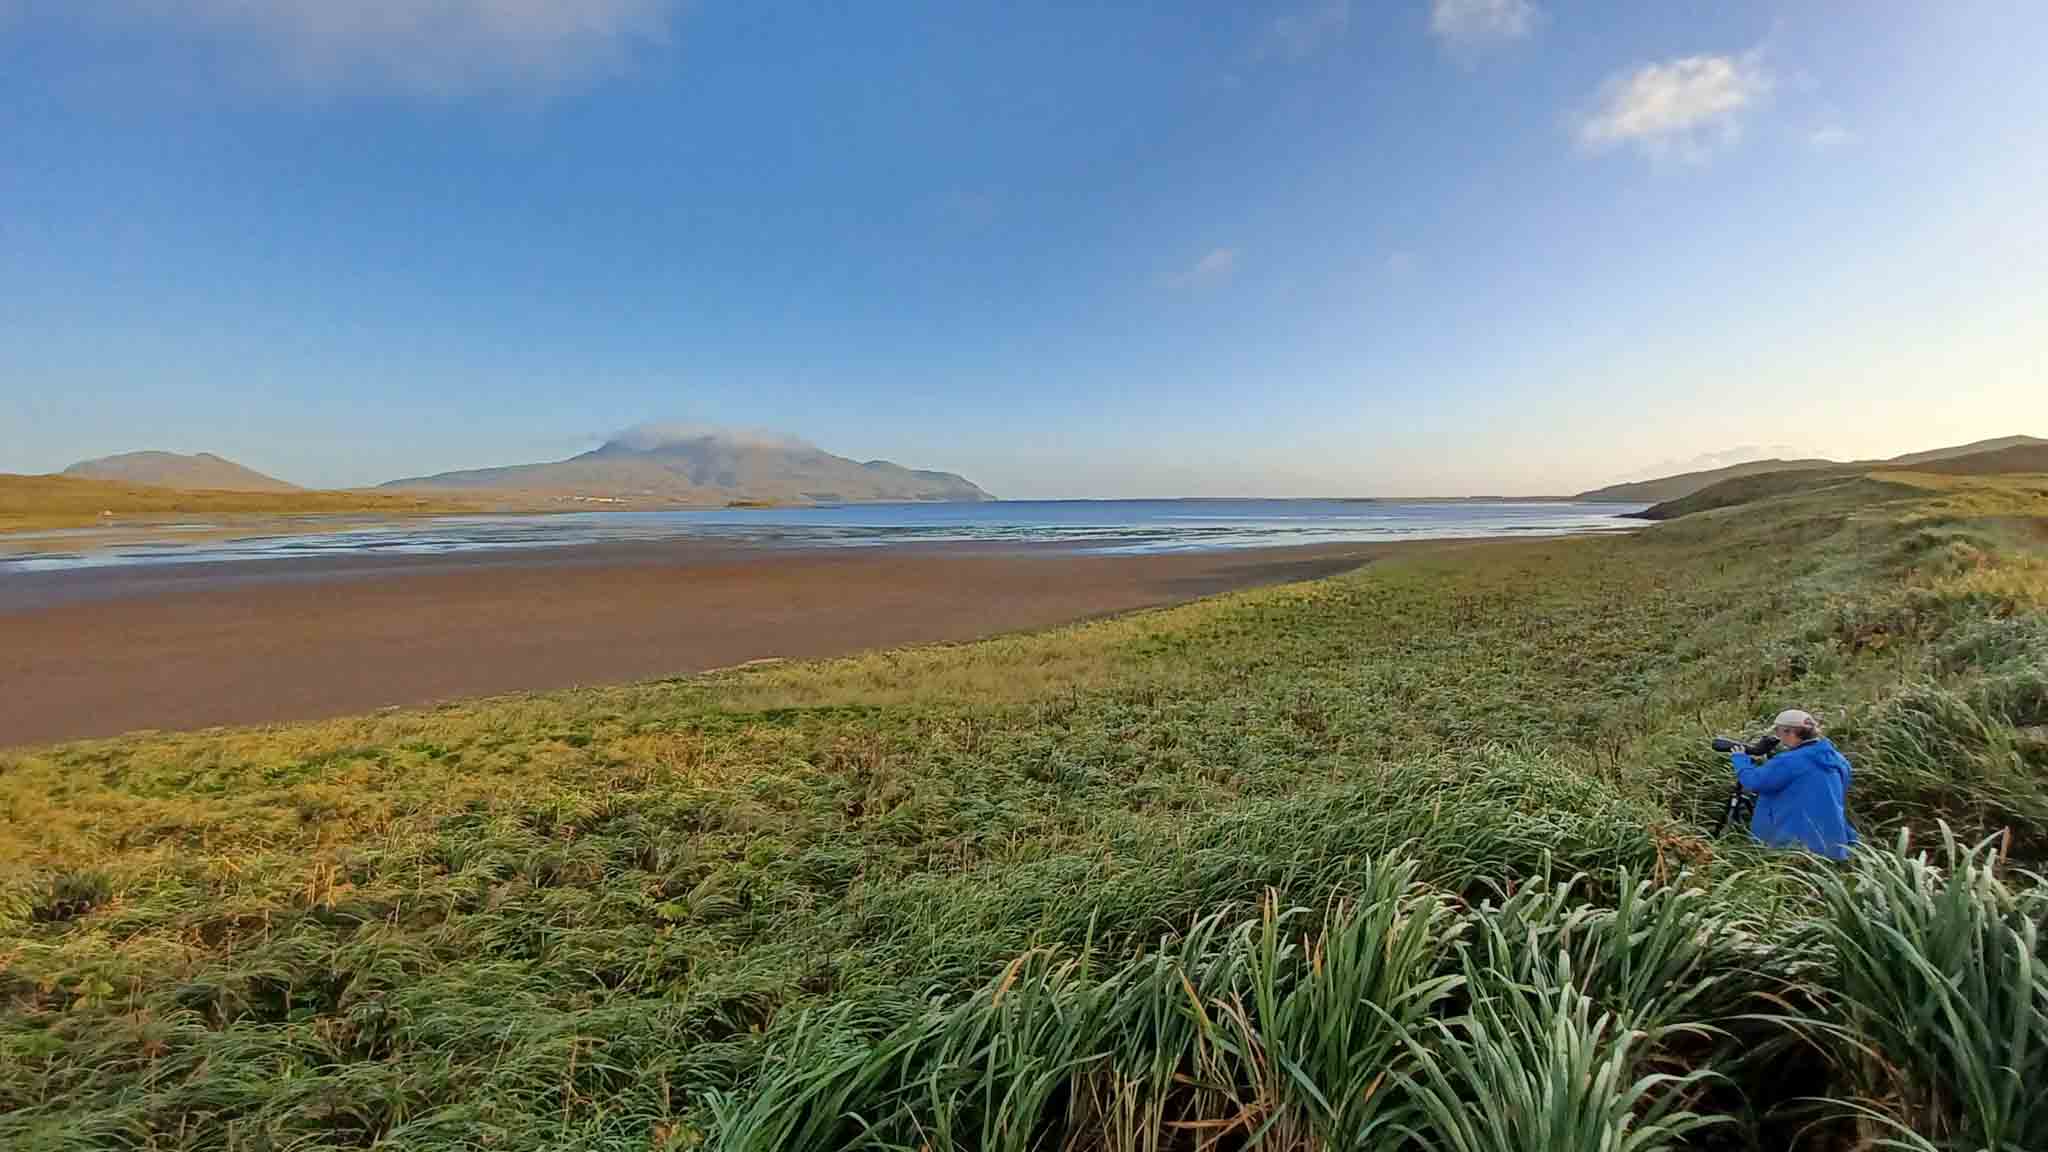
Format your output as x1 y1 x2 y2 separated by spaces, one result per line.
1802 738 1851 775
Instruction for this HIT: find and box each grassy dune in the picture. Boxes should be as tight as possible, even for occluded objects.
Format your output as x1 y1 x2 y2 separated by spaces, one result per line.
3 480 2047 1149
1637 466 2048 521
0 474 477 533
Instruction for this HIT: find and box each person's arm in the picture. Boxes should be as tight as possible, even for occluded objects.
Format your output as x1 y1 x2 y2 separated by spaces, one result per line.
1735 746 1809 795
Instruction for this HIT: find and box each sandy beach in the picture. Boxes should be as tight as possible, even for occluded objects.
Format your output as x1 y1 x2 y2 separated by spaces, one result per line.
0 541 1383 747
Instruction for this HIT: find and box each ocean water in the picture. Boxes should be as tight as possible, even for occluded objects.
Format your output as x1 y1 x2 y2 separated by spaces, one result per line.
0 499 1644 572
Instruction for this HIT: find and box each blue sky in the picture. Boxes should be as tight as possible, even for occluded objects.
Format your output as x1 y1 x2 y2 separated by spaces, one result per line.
3 2 2043 497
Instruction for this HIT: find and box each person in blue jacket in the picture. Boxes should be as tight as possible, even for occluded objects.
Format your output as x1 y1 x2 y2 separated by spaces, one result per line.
1730 709 1857 859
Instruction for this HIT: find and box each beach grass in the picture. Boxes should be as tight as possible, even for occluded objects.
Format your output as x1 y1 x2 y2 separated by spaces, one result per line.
3 478 2046 1149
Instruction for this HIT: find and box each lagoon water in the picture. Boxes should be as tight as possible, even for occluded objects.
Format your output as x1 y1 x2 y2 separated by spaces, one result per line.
0 499 1644 572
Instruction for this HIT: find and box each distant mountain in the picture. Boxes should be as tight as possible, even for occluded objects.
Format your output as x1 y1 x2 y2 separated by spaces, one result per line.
1578 435 2048 504
382 427 992 504
62 451 299 492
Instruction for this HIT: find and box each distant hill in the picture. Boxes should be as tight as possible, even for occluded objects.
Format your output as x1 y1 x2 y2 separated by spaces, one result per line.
1579 435 2048 504
62 451 298 492
1887 442 2048 476
1575 458 1839 504
1633 437 2048 521
383 427 992 504
0 474 472 532
1633 469 1868 520
1883 435 2048 467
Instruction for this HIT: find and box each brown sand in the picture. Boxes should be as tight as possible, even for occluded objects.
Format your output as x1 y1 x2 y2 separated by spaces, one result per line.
0 542 1383 747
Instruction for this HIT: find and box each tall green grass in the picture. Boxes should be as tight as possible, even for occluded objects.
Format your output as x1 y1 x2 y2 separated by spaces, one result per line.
1805 827 2048 1150
704 856 1762 1152
710 858 1460 1152
1394 960 1724 1152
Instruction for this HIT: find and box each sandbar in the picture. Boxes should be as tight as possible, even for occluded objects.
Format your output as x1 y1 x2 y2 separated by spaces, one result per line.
0 541 1386 747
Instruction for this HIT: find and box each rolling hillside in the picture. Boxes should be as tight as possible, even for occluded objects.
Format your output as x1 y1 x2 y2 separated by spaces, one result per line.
1580 434 2047 504
1574 458 1840 504
1884 435 2048 467
1634 442 2048 521
1896 442 2048 476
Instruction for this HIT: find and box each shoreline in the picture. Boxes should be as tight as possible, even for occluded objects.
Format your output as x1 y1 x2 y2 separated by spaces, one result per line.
0 498 1644 574
0 539 1398 748
1 535 1396 613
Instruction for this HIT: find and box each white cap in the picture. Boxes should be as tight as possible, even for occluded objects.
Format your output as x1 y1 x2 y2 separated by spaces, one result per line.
1774 709 1818 730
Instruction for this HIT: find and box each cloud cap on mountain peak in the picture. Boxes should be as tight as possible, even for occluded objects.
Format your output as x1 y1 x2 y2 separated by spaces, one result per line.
603 423 817 453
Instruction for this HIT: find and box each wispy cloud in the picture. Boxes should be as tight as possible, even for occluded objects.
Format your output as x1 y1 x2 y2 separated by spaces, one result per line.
1175 248 1238 290
1806 123 1852 152
118 0 674 95
1257 0 1350 61
1429 0 1539 45
1578 50 1773 159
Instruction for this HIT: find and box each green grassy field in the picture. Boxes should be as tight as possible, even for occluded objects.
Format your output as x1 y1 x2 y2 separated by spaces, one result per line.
4 477 2047 1150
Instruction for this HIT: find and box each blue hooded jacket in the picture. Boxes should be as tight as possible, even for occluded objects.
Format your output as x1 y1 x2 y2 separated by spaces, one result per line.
1732 738 1857 860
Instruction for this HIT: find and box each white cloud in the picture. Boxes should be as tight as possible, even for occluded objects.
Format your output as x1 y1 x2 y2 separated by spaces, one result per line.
1258 0 1350 61
122 0 673 94
1578 51 1773 159
1176 248 1238 289
1429 0 1538 45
